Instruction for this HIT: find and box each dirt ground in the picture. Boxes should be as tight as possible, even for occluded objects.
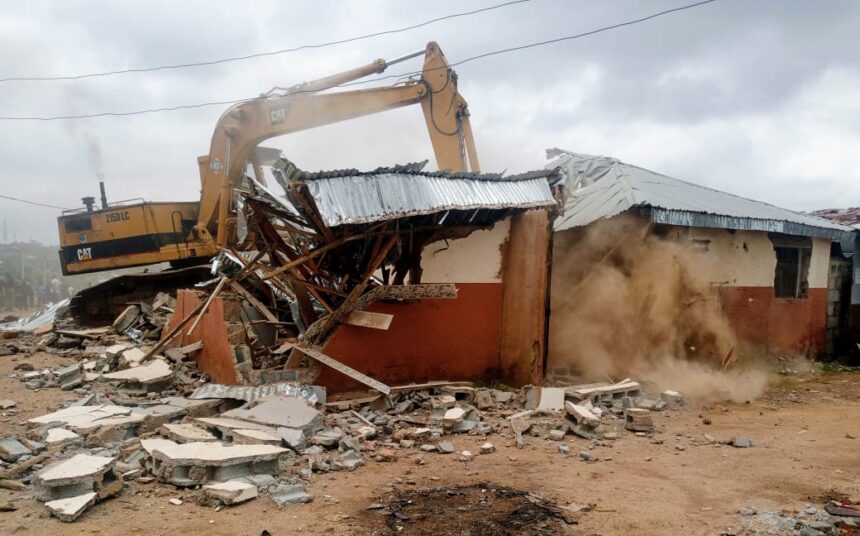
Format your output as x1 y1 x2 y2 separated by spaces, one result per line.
0 352 858 535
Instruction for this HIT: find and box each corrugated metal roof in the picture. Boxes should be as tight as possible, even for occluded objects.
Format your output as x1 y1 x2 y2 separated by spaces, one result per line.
810 207 860 229
548 150 853 240
277 158 560 227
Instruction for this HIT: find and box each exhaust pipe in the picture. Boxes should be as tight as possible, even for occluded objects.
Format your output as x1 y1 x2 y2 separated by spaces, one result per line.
99 181 108 210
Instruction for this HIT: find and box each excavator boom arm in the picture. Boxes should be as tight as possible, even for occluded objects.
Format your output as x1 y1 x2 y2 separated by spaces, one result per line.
196 41 477 246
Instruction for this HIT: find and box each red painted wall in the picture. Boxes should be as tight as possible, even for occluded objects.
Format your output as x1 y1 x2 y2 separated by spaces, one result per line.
319 282 504 392
718 286 828 356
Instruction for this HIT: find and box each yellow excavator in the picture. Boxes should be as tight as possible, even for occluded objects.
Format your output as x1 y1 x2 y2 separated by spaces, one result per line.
58 42 479 323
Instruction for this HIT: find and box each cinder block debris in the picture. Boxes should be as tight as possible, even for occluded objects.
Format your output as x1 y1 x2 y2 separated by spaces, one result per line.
44 492 98 522
568 380 641 406
141 438 287 486
564 401 600 439
624 408 654 433
33 454 121 502
203 480 258 505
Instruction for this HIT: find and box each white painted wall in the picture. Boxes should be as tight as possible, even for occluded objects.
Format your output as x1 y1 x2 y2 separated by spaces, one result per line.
676 227 830 288
420 218 510 283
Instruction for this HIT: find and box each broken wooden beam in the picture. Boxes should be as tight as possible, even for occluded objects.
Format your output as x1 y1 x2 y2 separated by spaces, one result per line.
297 345 391 395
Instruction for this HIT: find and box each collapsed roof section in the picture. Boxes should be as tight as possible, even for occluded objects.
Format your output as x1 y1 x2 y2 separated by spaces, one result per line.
270 159 561 227
225 158 564 381
546 149 853 241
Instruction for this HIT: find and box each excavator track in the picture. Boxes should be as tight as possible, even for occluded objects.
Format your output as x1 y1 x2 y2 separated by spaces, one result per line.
70 265 213 326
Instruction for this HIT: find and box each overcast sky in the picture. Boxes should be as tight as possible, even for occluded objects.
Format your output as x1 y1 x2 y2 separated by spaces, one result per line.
1 0 858 244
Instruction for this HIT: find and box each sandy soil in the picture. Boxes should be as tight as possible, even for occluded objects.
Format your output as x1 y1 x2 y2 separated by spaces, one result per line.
0 351 858 535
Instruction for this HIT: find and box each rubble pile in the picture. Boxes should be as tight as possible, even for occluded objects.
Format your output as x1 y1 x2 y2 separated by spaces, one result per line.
0 321 701 524
0 252 750 525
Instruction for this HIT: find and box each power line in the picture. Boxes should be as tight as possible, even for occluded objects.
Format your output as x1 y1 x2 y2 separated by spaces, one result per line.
0 194 70 210
0 0 533 83
0 0 719 121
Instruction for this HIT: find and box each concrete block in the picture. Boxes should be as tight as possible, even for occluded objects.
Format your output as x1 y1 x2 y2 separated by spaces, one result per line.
44 492 97 522
624 408 654 432
203 480 258 505
33 454 121 502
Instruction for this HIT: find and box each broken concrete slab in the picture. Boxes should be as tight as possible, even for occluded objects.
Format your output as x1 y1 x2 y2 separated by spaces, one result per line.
118 347 147 368
442 407 466 426
223 396 322 433
43 428 83 448
160 423 218 443
44 492 97 522
101 359 172 394
158 396 221 418
141 438 287 486
232 429 283 446
28 405 132 427
276 427 307 451
0 437 31 462
195 417 279 442
33 454 121 502
203 480 258 505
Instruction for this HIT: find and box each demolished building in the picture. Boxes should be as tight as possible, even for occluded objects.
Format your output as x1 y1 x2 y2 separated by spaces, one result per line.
547 149 855 361
163 158 565 392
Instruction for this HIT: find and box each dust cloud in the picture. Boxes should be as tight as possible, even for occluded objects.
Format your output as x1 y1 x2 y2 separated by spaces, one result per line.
549 215 769 403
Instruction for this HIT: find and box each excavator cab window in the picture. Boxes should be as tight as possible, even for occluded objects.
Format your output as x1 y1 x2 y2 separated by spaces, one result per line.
64 216 92 233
